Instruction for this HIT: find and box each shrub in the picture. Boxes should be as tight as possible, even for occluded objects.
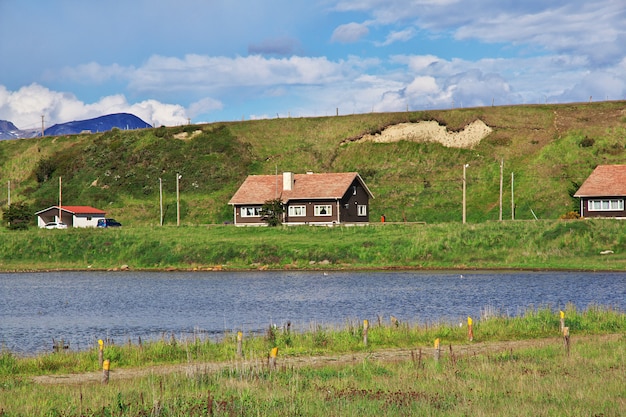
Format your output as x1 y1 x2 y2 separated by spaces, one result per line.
579 136 595 147
559 211 580 219
3 202 32 230
34 157 56 183
260 198 284 227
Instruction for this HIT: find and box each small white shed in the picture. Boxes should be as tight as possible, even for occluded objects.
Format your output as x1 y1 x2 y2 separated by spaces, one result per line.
35 206 106 228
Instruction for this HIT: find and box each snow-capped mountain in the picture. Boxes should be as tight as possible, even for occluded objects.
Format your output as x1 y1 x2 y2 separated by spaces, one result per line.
0 113 152 140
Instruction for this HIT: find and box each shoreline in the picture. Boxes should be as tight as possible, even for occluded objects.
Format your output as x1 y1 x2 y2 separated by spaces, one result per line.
0 264 620 274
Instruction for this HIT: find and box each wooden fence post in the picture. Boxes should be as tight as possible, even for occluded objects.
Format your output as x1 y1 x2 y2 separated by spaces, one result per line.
467 316 474 342
269 347 278 370
559 310 565 333
102 359 110 384
236 331 243 358
563 327 570 356
207 390 214 417
363 319 369 346
98 339 104 369
434 338 441 362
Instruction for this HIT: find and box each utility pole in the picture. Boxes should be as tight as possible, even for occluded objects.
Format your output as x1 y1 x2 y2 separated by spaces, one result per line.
41 115 45 137
159 178 163 226
499 159 504 221
58 177 62 222
462 164 469 224
511 172 515 220
176 173 181 226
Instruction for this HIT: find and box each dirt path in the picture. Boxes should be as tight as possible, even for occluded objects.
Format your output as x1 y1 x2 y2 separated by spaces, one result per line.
32 334 620 386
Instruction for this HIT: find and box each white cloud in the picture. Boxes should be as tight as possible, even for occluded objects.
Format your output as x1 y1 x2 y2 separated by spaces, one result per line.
51 62 130 84
376 28 416 46
331 22 370 43
335 1 626 65
188 98 224 119
556 71 626 103
127 54 355 94
405 76 440 98
7 43 625 129
0 84 188 129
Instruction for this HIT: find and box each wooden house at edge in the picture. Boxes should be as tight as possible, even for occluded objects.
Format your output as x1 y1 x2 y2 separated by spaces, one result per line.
574 164 626 218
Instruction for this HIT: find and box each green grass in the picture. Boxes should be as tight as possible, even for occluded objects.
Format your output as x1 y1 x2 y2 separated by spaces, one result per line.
2 305 623 375
2 219 626 271
0 306 624 416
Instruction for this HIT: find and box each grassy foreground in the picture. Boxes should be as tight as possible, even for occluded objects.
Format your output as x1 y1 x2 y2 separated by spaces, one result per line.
0 306 624 416
2 218 626 271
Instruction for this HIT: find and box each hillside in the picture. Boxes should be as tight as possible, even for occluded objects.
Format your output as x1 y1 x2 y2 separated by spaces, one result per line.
1 101 625 226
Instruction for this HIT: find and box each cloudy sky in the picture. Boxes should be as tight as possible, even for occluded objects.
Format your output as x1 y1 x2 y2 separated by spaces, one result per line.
1 0 625 129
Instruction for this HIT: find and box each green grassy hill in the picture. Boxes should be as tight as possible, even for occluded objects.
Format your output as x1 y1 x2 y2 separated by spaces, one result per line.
2 101 626 226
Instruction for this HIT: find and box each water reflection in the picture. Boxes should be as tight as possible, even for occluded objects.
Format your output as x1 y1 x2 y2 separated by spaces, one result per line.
0 270 624 355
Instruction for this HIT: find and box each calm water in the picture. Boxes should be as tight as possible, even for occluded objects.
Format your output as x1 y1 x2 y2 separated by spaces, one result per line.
1 270 624 355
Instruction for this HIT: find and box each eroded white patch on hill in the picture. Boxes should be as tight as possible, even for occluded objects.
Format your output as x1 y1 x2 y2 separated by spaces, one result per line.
357 120 492 148
174 130 203 140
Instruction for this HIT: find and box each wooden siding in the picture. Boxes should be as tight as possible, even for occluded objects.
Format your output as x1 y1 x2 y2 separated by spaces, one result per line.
579 197 626 218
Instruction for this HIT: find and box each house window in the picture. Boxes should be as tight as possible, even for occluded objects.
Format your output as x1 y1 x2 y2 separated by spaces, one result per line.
588 199 624 211
241 206 262 217
288 205 306 217
357 205 367 216
314 205 332 216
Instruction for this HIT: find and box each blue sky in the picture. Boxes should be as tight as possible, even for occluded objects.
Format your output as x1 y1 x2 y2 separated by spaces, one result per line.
1 0 625 129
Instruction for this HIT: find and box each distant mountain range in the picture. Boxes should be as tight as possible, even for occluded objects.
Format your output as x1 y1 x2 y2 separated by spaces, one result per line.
0 113 152 140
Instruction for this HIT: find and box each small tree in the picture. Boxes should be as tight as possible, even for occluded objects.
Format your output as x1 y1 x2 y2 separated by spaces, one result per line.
34 157 56 183
260 198 284 227
3 202 33 230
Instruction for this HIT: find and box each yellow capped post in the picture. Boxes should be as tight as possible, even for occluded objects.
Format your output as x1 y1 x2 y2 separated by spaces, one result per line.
97 339 104 368
236 331 243 357
467 316 474 341
102 359 110 384
269 347 278 370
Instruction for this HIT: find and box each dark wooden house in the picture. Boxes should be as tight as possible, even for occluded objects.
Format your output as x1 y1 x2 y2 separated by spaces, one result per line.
228 172 374 226
574 165 626 218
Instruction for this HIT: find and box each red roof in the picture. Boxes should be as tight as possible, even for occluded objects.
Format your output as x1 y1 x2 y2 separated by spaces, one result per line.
574 165 626 197
60 206 106 214
229 172 373 205
35 205 106 215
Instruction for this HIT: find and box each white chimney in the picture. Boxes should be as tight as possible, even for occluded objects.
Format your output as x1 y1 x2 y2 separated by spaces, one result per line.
283 172 294 191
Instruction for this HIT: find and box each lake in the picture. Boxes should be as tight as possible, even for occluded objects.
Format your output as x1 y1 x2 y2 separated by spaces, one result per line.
1 270 624 355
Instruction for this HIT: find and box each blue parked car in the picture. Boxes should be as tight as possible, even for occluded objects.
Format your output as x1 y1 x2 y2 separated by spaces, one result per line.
97 218 122 228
